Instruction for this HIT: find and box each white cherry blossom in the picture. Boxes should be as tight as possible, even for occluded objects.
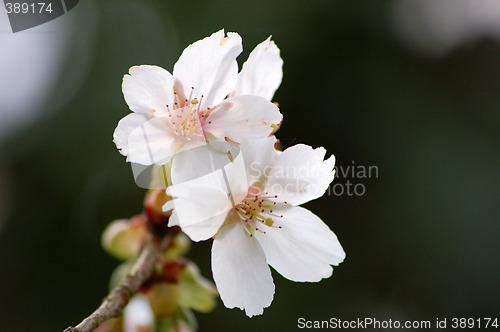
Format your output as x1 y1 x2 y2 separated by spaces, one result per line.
165 137 345 317
113 29 283 168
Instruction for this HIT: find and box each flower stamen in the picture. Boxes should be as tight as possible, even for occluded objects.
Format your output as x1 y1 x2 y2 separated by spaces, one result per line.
233 192 284 236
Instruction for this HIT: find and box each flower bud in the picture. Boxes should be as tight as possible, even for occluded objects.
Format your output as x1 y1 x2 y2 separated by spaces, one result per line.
141 259 217 319
101 215 147 261
163 232 191 258
144 189 174 236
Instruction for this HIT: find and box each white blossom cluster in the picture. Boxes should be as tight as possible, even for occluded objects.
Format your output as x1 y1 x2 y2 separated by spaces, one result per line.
113 29 345 317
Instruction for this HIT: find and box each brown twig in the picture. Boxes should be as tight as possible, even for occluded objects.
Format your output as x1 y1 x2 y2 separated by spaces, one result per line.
63 236 170 332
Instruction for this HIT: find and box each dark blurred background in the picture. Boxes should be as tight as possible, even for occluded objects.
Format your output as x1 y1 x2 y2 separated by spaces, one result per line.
1 0 500 331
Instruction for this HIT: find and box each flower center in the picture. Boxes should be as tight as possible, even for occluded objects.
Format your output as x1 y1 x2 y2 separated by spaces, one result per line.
233 191 284 237
166 88 205 139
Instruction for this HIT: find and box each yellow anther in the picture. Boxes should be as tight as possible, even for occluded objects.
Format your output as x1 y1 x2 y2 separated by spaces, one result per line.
265 218 274 227
271 124 278 131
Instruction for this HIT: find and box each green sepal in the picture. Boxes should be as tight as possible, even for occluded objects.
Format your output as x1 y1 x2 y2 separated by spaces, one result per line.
178 262 218 313
154 307 197 332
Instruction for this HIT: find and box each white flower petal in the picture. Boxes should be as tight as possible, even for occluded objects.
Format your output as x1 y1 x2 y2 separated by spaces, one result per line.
122 65 175 115
166 208 179 225
212 223 275 317
170 143 232 185
255 205 345 282
173 29 242 111
240 136 279 185
167 204 226 241
232 37 283 101
126 117 177 165
177 212 228 242
204 95 282 144
167 145 248 240
114 113 149 157
223 145 250 205
113 113 177 165
167 184 230 228
264 144 335 206
166 169 232 231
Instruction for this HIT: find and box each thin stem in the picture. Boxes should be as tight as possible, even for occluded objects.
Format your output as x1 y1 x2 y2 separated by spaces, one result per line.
63 235 170 332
